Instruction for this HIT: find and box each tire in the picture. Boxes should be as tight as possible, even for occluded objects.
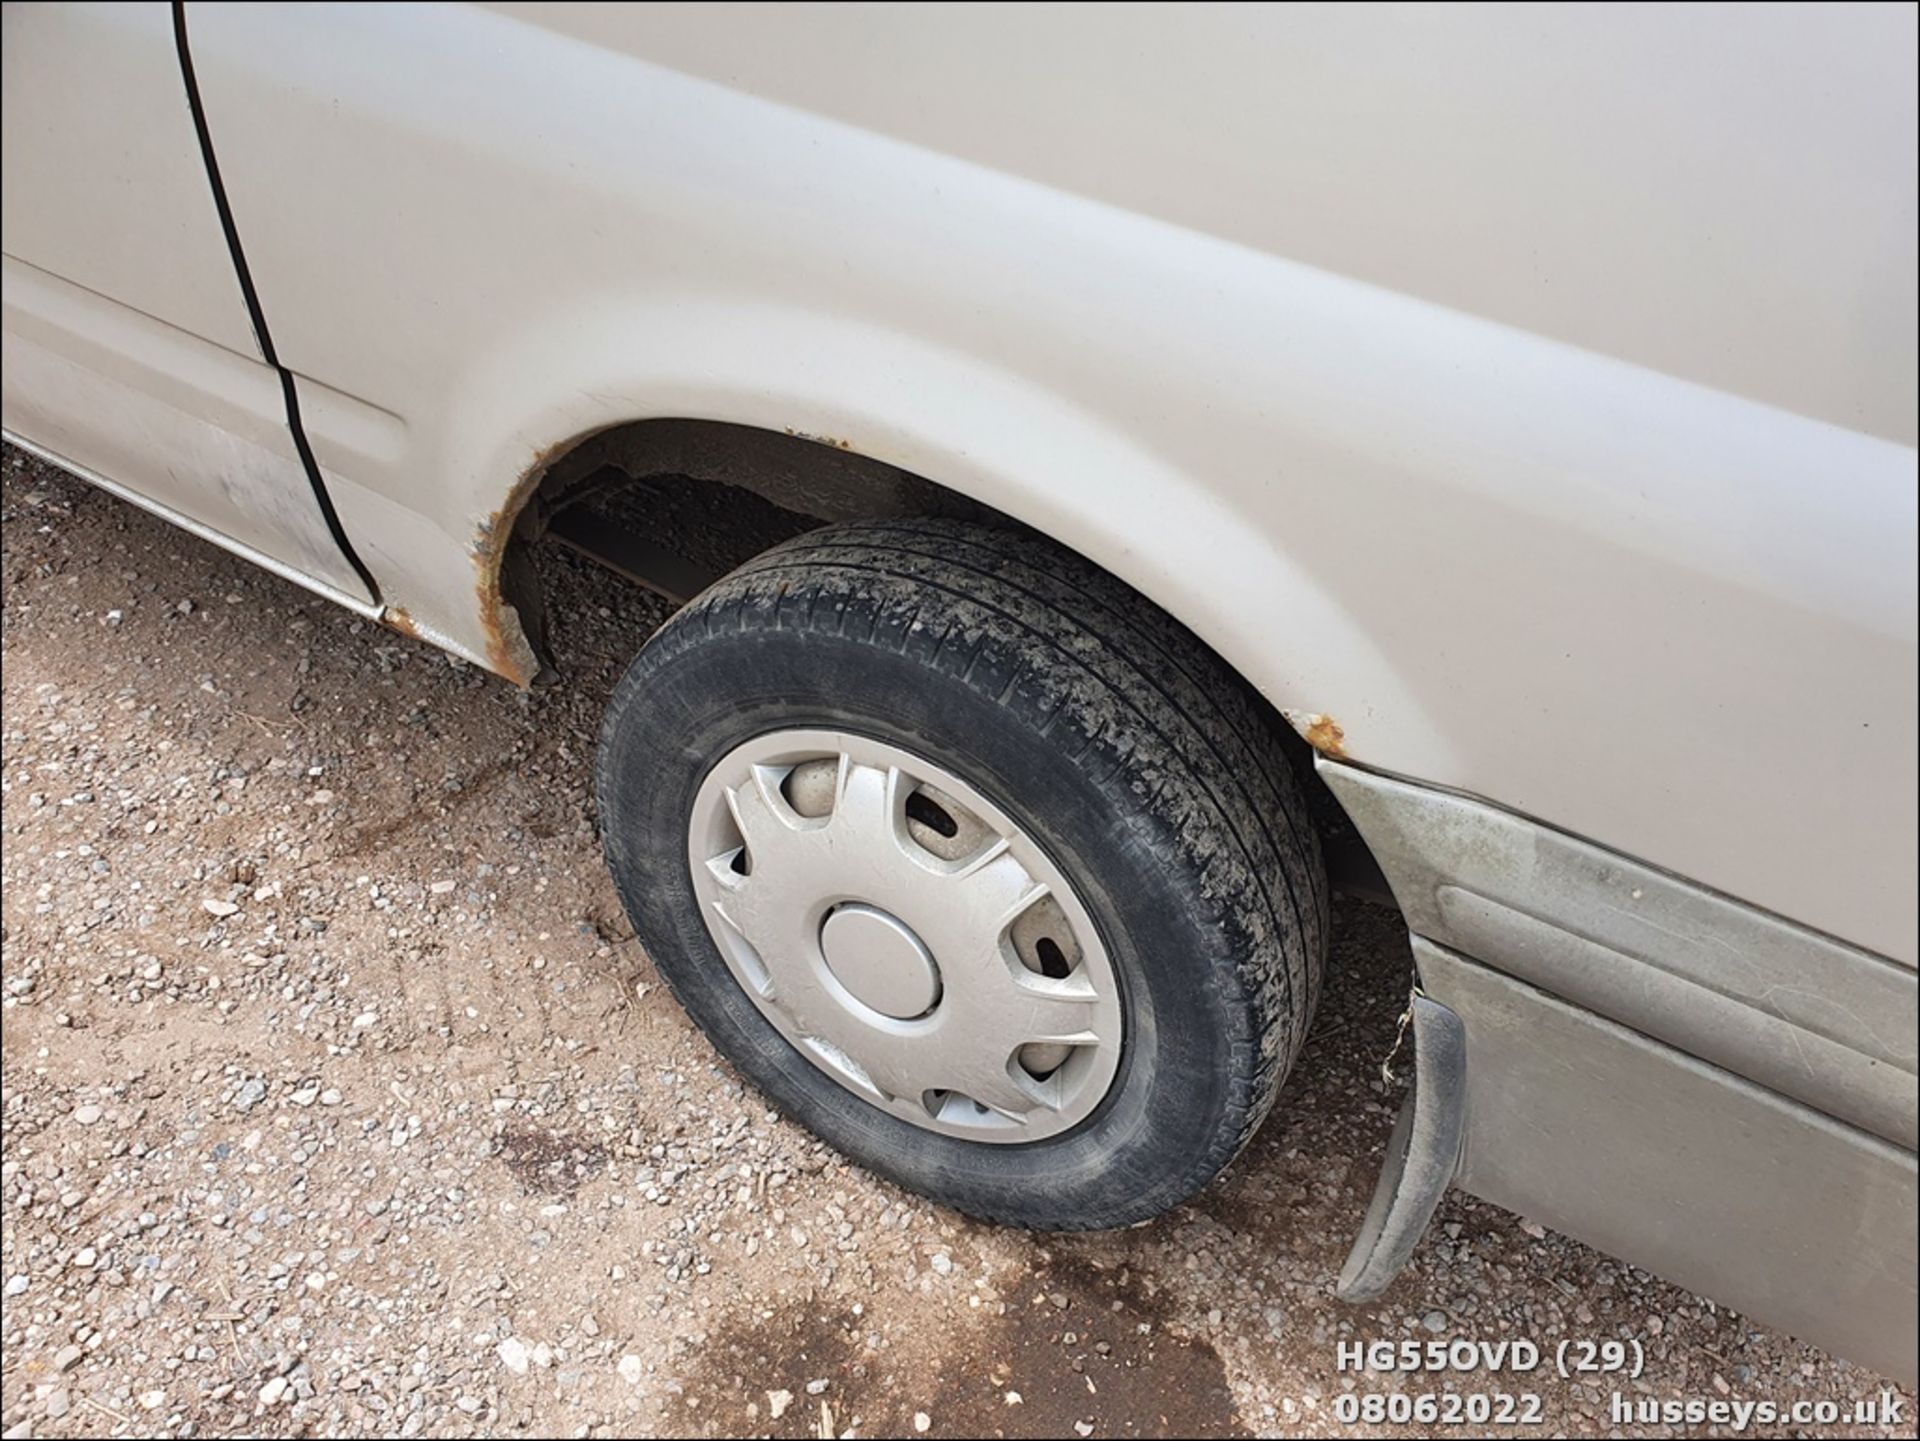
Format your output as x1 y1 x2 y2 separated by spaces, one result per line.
596 518 1327 1228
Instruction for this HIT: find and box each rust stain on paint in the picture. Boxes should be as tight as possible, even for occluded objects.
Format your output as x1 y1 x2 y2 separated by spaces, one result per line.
783 426 854 451
468 445 561 688
1282 710 1348 759
381 606 425 641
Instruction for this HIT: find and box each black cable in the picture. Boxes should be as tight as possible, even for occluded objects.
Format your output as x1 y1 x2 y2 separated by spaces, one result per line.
170 1 382 604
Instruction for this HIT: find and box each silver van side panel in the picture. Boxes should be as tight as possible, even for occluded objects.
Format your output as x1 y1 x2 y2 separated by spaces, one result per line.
178 2 1919 964
1414 941 1917 1387
1319 762 1918 1149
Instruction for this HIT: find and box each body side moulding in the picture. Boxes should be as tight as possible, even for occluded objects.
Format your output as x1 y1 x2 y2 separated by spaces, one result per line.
1318 759 1918 1148
1413 939 1917 1388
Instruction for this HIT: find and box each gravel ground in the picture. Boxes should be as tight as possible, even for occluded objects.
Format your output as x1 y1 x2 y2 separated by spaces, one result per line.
1 443 1910 1439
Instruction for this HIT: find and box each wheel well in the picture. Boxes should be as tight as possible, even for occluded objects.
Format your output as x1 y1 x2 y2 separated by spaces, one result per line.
517 417 988 577
494 416 1387 900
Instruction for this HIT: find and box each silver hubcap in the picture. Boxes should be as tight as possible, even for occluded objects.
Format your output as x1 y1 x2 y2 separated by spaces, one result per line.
688 729 1124 1141
819 905 941 1019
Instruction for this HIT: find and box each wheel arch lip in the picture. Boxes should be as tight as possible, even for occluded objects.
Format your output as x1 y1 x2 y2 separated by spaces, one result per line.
425 295 1430 755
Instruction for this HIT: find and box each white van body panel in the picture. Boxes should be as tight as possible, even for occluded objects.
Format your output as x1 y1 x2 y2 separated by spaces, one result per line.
4 0 1917 1380
0 2 376 604
168 1 1917 960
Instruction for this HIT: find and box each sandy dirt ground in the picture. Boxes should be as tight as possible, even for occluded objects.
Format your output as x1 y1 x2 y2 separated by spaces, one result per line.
1 444 1911 1439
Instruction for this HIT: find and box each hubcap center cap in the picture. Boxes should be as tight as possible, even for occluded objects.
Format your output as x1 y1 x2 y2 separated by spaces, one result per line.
820 904 940 1019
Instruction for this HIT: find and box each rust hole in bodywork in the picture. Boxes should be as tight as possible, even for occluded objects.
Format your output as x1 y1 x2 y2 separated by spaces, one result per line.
469 440 569 688
473 528 538 685
1283 710 1348 759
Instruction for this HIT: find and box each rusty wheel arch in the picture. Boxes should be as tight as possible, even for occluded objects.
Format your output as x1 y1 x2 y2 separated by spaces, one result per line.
471 417 979 685
469 416 1388 899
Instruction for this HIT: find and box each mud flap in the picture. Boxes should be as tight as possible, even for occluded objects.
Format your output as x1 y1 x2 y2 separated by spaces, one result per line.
1336 993 1467 1301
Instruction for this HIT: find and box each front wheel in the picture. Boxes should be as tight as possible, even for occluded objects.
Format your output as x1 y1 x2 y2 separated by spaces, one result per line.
596 519 1327 1228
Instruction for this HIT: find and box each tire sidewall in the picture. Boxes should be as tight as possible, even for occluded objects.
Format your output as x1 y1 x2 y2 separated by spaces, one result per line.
599 613 1262 1227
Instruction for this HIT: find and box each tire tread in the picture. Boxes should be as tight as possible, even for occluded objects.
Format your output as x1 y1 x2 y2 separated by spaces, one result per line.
609 519 1326 1223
